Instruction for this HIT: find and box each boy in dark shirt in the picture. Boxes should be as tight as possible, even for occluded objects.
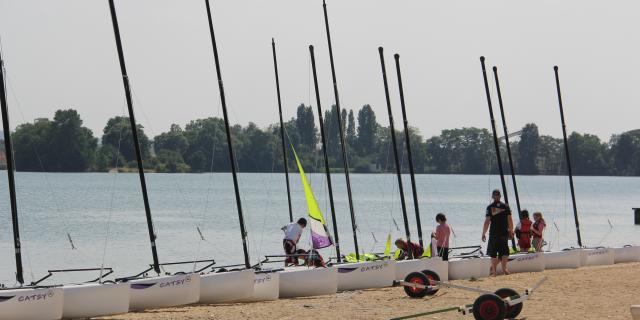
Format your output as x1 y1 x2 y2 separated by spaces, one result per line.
482 189 514 276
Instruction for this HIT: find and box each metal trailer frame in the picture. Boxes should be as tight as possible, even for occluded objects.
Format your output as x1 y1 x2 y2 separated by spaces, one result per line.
394 275 547 319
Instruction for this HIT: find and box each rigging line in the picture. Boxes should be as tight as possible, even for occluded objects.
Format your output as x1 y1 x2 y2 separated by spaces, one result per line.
3 63 99 270
100 111 127 282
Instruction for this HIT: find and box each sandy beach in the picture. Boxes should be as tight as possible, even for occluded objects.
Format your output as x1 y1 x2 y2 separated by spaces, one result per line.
100 262 640 320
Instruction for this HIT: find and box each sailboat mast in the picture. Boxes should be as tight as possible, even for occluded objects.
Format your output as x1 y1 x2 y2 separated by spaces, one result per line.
204 0 251 268
309 45 342 262
107 0 160 274
0 50 24 285
271 39 293 223
393 54 424 248
321 0 359 261
492 67 522 217
553 66 583 247
379 47 413 258
479 57 515 250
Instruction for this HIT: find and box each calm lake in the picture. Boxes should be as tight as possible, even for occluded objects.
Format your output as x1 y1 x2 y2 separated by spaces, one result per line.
0 172 638 285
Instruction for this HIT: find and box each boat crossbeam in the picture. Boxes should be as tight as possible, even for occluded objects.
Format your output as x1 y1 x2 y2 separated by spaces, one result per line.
31 267 115 285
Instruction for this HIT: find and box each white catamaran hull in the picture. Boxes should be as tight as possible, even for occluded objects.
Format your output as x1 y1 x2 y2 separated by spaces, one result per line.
507 252 545 273
0 287 63 320
335 260 395 291
242 271 280 302
62 282 129 319
278 266 337 298
395 258 449 282
581 248 614 267
613 246 640 263
544 249 582 269
448 257 491 280
199 269 254 304
128 273 200 311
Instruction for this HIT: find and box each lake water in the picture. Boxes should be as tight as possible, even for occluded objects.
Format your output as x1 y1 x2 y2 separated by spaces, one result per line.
0 172 638 285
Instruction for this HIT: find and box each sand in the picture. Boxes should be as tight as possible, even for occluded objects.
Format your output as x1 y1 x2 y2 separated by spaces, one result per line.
100 262 640 320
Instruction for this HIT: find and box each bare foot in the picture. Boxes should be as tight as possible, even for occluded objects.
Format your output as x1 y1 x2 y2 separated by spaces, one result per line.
503 269 510 275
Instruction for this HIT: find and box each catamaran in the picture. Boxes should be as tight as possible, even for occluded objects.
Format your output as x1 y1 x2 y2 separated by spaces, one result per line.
0 39 64 320
195 0 257 304
107 0 201 311
0 33 129 320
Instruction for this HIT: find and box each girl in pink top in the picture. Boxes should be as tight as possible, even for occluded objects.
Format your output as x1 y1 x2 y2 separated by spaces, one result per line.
431 213 451 261
531 212 546 252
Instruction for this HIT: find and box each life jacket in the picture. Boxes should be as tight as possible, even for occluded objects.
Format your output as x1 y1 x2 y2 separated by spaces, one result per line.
518 219 532 241
344 253 378 263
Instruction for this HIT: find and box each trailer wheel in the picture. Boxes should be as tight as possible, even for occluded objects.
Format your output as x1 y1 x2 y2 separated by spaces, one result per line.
494 287 522 319
420 270 440 295
472 293 506 320
403 272 431 298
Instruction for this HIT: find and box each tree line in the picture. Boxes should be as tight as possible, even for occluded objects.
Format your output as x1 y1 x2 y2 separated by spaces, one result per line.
3 106 639 176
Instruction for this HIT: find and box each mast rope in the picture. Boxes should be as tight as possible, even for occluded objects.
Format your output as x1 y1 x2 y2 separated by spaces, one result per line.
100 109 127 282
2 57 100 279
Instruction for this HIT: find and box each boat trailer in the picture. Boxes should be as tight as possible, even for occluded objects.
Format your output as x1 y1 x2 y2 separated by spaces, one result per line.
393 271 547 320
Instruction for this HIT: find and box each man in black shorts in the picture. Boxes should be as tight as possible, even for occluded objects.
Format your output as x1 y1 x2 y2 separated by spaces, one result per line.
482 189 514 276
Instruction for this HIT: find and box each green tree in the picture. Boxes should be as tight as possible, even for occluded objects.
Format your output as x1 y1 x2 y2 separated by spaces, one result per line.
357 104 378 156
236 122 277 172
567 132 607 175
47 109 97 172
13 109 96 172
609 132 640 175
537 135 563 175
13 119 53 171
154 124 188 155
323 105 341 165
296 104 317 152
154 149 190 173
346 109 356 148
101 116 151 162
516 123 540 174
182 117 228 172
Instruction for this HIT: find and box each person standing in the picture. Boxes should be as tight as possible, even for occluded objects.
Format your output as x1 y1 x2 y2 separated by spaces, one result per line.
531 212 546 252
281 218 307 266
482 189 514 276
432 213 451 261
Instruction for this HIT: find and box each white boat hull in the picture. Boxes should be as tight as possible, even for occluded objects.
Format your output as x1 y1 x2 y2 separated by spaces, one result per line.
278 266 337 298
507 252 545 273
448 257 490 280
242 271 280 302
335 260 395 291
544 249 582 269
199 269 254 304
613 246 640 263
395 258 448 281
581 248 614 266
128 273 200 311
62 282 129 319
0 287 63 320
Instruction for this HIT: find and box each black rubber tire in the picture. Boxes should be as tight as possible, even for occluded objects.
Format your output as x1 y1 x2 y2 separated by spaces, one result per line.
420 269 440 295
403 272 431 298
472 293 506 320
494 287 522 319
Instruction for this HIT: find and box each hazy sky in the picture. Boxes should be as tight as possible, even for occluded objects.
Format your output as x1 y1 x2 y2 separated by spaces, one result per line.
0 0 638 142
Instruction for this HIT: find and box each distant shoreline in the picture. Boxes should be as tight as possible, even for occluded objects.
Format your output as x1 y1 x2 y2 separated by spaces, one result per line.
2 169 638 178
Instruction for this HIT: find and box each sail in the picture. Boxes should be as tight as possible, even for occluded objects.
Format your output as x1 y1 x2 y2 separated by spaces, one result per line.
291 146 333 249
383 233 392 258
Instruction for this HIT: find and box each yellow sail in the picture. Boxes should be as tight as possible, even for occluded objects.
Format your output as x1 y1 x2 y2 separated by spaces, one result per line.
383 233 392 258
291 146 332 249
